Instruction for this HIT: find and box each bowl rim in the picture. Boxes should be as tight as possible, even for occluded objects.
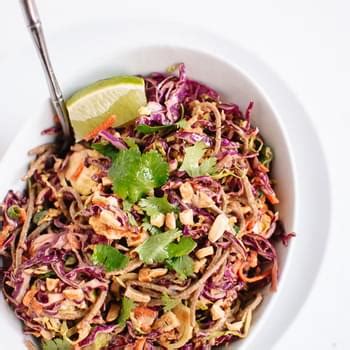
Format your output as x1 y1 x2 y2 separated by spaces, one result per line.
0 18 331 350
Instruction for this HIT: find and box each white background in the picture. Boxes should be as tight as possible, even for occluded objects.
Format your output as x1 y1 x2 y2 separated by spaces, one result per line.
0 0 346 349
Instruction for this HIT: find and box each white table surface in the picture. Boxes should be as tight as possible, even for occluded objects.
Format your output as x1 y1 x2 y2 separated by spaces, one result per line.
0 0 346 349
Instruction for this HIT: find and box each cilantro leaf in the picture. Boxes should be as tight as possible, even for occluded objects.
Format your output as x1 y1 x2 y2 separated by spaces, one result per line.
122 200 138 226
117 296 135 327
259 145 273 167
136 124 177 135
92 143 118 160
141 219 162 235
42 338 72 350
138 150 169 190
167 237 197 258
179 142 216 177
124 137 137 148
166 256 194 280
199 157 216 176
33 209 48 225
109 146 169 203
109 146 141 201
135 229 181 264
122 200 133 212
7 205 21 220
92 244 129 272
161 293 180 312
139 196 178 217
136 119 188 135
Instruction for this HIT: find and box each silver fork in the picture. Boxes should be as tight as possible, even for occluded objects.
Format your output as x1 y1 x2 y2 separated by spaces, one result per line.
19 0 73 149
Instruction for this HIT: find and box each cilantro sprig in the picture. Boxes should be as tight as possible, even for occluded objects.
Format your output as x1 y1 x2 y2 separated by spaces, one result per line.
167 256 195 280
92 143 118 160
92 244 129 272
108 146 169 203
179 142 216 177
7 205 21 220
161 293 180 312
139 196 178 217
135 229 181 264
167 236 197 257
117 296 135 327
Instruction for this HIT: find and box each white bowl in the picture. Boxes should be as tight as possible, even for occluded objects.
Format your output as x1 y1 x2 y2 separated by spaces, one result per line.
0 19 330 350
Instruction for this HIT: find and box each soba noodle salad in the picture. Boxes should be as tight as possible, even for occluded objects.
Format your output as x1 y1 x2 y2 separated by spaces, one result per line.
0 64 291 350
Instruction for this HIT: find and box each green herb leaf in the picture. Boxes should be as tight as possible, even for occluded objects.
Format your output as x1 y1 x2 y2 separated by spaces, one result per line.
141 219 162 236
161 293 180 312
122 200 133 212
109 146 169 203
166 256 194 280
136 119 188 135
38 271 56 280
135 229 181 264
42 338 72 350
179 142 216 177
92 143 118 160
92 244 129 272
122 200 138 226
233 224 240 234
117 296 135 327
7 205 21 220
127 212 138 226
139 196 178 217
167 237 197 258
136 124 177 135
33 210 48 225
259 145 273 167
124 137 138 148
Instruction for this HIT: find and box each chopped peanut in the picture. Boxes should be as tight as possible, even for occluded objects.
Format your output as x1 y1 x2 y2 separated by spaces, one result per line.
46 278 59 292
138 268 168 282
192 191 214 208
154 311 180 332
195 246 214 259
63 288 84 302
165 212 176 230
179 182 194 203
208 213 229 242
193 258 207 273
150 213 165 228
92 193 118 207
211 300 225 320
100 210 121 229
101 177 113 186
125 285 151 303
179 209 194 225
106 303 120 322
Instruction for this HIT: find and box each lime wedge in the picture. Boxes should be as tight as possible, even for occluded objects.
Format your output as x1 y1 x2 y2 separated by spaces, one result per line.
66 76 147 140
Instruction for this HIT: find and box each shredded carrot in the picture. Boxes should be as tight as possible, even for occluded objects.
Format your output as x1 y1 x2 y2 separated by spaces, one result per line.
245 219 255 231
84 114 117 141
19 208 27 223
71 162 85 181
0 225 11 248
266 193 279 205
238 262 272 283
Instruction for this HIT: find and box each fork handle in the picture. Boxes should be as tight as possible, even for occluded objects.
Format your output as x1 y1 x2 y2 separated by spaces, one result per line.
19 0 72 143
